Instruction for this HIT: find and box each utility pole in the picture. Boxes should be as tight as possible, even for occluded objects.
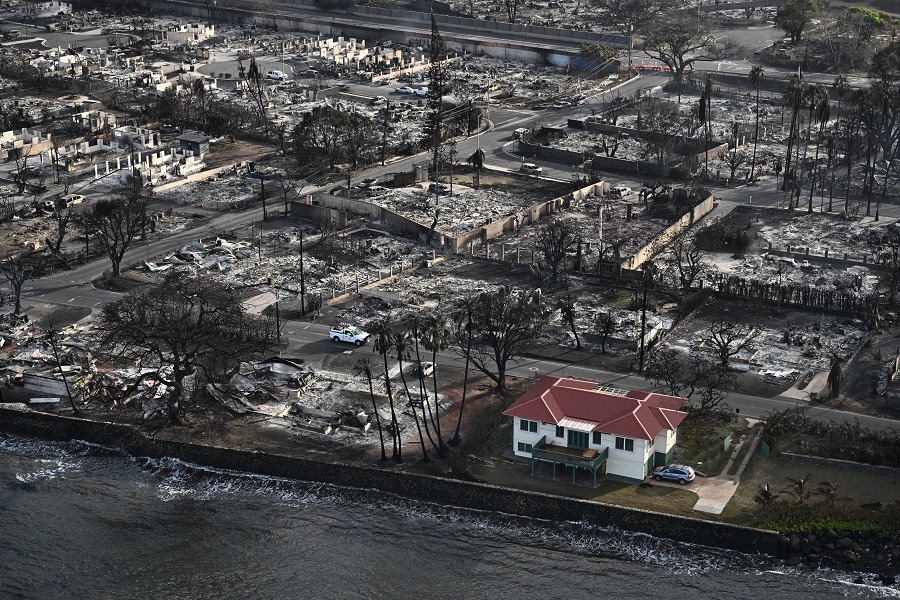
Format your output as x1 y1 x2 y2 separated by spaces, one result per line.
299 225 306 318
381 99 390 166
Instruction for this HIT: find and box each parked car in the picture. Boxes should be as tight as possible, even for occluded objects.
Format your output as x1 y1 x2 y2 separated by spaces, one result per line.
653 465 696 485
265 70 287 80
370 95 387 105
427 182 449 194
329 323 370 346
59 194 85 208
413 87 428 97
395 86 414 94
302 68 318 77
609 186 633 199
520 163 543 175
513 127 529 140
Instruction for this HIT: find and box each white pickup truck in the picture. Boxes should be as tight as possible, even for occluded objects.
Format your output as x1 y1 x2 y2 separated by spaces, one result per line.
329 324 370 346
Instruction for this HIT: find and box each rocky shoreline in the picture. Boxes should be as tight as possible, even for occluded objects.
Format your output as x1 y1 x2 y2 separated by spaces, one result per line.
780 529 899 584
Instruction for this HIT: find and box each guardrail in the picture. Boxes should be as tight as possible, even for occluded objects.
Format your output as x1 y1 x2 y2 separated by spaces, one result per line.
532 436 609 469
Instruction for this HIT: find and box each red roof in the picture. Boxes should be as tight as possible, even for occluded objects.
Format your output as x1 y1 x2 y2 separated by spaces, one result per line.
502 376 688 440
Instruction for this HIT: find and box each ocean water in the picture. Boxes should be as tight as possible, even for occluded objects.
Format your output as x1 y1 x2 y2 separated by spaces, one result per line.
0 434 896 600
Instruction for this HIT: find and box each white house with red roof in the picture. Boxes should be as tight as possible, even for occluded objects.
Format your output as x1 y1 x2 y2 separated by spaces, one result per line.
503 376 688 484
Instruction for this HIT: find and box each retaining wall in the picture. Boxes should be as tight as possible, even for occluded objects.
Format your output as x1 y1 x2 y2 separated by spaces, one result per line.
780 452 900 478
0 405 780 555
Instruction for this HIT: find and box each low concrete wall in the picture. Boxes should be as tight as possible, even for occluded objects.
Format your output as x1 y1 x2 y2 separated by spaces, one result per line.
620 194 715 270
0 405 780 555
290 202 347 228
780 452 900 478
297 193 451 246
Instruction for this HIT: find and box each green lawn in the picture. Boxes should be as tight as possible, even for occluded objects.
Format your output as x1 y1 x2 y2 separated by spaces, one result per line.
676 412 749 476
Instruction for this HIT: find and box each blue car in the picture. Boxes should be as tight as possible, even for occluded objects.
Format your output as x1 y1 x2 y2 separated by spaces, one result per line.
653 465 696 485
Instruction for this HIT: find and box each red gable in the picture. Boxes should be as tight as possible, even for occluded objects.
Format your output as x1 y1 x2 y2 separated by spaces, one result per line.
502 376 688 440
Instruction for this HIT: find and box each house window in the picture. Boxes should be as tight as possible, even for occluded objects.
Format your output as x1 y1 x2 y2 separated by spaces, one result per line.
615 436 634 452
517 442 533 454
592 432 602 445
519 419 538 433
567 430 589 450
555 425 565 438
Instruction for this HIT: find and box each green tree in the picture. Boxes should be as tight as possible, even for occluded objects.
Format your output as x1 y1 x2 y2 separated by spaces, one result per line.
96 273 277 424
775 0 817 45
594 0 661 72
642 12 740 85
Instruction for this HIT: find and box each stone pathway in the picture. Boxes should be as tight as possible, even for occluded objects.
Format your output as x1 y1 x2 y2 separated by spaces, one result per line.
692 427 764 514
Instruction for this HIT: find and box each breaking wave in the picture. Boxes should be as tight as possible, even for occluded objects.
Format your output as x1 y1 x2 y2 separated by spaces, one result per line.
2 432 898 596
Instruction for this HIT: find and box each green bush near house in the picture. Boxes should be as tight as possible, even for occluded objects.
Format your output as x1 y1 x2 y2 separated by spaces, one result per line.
676 411 747 476
758 501 900 538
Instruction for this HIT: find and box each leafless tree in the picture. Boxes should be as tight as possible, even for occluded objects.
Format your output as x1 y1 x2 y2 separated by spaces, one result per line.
91 192 147 277
10 146 36 195
45 209 71 259
452 289 544 395
537 217 578 280
0 248 45 315
721 149 748 183
640 98 682 166
645 348 734 412
503 0 521 23
701 321 759 367
596 312 614 354
666 233 708 292
559 294 581 349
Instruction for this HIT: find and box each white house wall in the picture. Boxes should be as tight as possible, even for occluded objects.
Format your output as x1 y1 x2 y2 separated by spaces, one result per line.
511 417 653 481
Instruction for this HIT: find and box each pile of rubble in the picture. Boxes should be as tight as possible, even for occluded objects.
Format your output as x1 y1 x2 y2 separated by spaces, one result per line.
369 184 551 236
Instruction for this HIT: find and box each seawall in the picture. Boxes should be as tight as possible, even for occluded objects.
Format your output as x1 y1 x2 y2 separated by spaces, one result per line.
0 406 780 555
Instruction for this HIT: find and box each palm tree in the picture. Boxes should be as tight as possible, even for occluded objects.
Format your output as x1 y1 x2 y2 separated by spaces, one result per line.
806 85 830 213
421 311 451 453
782 74 804 209
845 89 869 214
449 296 475 446
408 316 441 454
784 473 813 503
394 330 430 463
829 74 849 211
354 357 387 461
371 317 402 463
748 65 765 182
754 481 779 507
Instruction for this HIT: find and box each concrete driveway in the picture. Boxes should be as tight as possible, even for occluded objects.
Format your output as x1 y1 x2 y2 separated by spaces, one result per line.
645 428 764 515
